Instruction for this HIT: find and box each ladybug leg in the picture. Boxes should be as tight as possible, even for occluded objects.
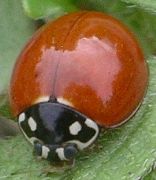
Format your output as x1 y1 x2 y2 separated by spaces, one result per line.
34 141 78 162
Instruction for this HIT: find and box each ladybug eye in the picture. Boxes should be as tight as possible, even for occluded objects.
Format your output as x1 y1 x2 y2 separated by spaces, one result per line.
63 144 78 160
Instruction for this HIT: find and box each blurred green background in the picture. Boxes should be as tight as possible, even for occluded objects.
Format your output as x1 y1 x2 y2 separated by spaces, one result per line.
0 0 156 179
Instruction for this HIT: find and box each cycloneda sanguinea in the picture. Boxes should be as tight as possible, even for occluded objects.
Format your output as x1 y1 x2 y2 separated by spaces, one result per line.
9 11 148 162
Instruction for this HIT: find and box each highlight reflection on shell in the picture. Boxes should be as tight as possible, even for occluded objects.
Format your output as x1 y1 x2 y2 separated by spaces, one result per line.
10 11 148 127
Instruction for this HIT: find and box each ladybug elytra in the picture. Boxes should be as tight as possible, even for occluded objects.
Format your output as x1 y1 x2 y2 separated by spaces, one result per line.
9 11 148 162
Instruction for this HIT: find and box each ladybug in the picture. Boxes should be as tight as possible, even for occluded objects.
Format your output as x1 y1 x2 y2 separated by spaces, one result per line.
9 11 148 162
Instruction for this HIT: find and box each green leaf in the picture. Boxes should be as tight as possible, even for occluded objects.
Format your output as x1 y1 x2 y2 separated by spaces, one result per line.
22 0 78 20
0 116 20 138
122 0 156 13
144 169 156 180
0 0 36 121
0 0 36 94
0 57 155 179
23 0 156 56
1 0 156 179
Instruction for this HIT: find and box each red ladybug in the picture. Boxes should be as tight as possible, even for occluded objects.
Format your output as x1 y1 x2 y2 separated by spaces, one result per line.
9 11 148 162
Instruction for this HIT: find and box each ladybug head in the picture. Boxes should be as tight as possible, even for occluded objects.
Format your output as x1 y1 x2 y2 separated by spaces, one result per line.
18 99 100 162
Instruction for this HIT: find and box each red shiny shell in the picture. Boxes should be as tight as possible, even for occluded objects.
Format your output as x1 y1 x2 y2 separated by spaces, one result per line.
9 11 148 127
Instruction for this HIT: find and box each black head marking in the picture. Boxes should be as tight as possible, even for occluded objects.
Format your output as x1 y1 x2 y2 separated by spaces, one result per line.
18 101 100 161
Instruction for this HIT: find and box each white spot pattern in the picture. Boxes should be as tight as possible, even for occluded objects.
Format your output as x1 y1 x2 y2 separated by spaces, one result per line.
42 146 50 159
69 121 82 135
67 118 99 150
18 113 25 123
19 122 41 145
28 117 37 131
56 148 67 160
85 118 98 130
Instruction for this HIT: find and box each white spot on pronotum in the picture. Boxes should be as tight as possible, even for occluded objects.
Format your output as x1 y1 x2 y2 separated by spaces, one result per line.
42 146 50 159
19 124 41 145
57 97 73 106
18 114 42 145
85 118 98 131
67 118 99 150
56 148 67 160
28 117 37 131
69 121 82 135
35 96 50 103
18 113 25 123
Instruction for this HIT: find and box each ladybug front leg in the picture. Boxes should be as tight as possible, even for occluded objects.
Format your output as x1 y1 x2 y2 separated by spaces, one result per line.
34 141 78 162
